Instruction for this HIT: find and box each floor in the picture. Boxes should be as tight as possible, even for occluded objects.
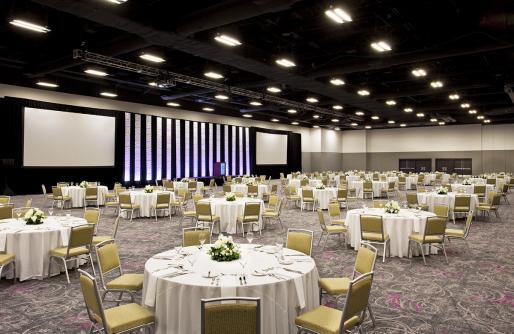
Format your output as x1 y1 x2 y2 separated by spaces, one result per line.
0 187 513 334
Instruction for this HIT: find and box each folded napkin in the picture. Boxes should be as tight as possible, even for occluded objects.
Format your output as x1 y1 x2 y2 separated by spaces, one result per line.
293 276 306 309
0 232 7 251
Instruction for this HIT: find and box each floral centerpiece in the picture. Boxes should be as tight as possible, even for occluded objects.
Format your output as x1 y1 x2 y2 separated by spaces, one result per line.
462 179 472 185
315 184 325 190
435 186 448 195
245 179 254 185
24 208 46 225
181 178 189 183
144 185 154 193
384 200 400 214
79 181 88 188
225 192 236 202
208 235 241 262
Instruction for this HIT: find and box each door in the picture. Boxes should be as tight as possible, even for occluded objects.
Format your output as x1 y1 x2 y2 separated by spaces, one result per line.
400 159 432 173
435 158 472 175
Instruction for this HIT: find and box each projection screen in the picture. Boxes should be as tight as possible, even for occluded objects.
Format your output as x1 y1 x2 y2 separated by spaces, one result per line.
23 107 116 167
256 132 288 165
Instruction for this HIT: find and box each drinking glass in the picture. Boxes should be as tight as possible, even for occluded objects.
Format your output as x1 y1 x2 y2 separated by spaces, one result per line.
16 210 22 222
246 231 254 245
48 208 54 217
239 259 247 273
199 232 207 250
175 246 183 255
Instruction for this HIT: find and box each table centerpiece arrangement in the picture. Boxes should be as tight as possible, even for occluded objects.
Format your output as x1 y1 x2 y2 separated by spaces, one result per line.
384 200 400 214
315 184 325 190
24 208 46 225
225 192 236 202
462 179 472 185
144 185 154 193
79 181 88 188
435 186 449 195
207 234 241 262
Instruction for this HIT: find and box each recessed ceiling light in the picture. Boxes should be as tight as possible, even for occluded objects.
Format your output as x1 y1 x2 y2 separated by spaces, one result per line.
275 58 296 67
36 81 58 88
430 118 438 122
400 123 406 127
166 102 180 107
416 113 425 117
214 34 241 47
330 78 345 86
267 86 281 93
468 109 477 114
215 94 229 100
84 69 108 77
100 92 117 98
357 89 370 96
460 103 470 108
249 101 262 106
313 115 320 119
9 19 50 33
370 41 392 52
411 68 427 77
306 97 319 103
204 71 224 79
355 111 365 116
332 105 343 110
242 114 252 118
271 118 279 122
388 120 395 124
334 127 341 131
148 82 158 87
449 93 460 100
365 125 372 129
477 115 484 120
313 125 320 128
484 119 491 124
202 107 214 112
139 53 165 63
105 0 128 4
331 118 339 123
385 100 396 106
287 109 297 114
371 115 380 120
403 107 413 113
291 121 299 125
350 123 358 127
325 7 352 24
430 80 444 88
438 122 445 125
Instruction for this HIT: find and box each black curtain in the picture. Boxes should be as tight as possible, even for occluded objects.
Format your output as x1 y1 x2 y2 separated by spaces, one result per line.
0 97 124 195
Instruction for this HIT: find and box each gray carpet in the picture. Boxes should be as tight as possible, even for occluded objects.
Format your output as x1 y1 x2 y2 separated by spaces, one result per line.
0 187 513 333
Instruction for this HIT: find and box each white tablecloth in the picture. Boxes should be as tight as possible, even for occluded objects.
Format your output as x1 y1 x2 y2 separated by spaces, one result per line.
61 186 109 207
124 191 175 218
300 187 337 210
0 216 87 281
289 179 322 190
345 208 437 257
198 198 264 234
417 192 478 212
450 184 495 195
230 184 269 199
142 245 319 334
405 175 418 189
347 181 388 198
173 181 204 193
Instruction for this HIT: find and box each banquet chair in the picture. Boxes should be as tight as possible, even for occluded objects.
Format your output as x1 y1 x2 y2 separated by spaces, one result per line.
408 216 448 265
237 202 261 237
381 181 397 199
434 173 443 186
509 178 514 191
416 185 426 193
78 269 155 334
262 198 284 231
284 186 301 208
301 188 316 211
328 203 346 226
84 208 101 234
247 184 259 198
0 252 16 283
170 188 189 222
118 194 140 222
372 200 388 208
195 202 220 237
332 188 348 209
41 184 54 206
445 210 474 243
473 185 486 201
0 204 13 219
178 193 204 227
234 191 245 198
300 179 309 187
318 243 378 326
188 181 198 194
202 179 216 194
92 217 121 246
49 224 96 283
317 209 346 249
226 176 233 183
486 178 496 185
296 272 374 334
346 188 358 209
417 174 425 187
433 205 449 220
362 181 374 200
360 215 390 262
223 184 232 194
183 227 211 247
286 228 314 256
95 239 144 304
104 188 122 215
476 192 501 221
398 176 407 190
24 198 32 207
500 184 509 204
265 195 278 212
201 297 260 334
407 193 428 210
52 186 72 210
152 192 172 222
57 182 69 187
452 195 471 224
84 187 99 208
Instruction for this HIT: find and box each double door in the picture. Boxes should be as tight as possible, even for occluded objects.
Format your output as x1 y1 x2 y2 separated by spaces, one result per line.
435 159 472 175
399 159 431 173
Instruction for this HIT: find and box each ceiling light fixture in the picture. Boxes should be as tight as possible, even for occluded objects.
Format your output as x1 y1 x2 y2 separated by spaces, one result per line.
460 103 470 108
148 82 158 87
388 120 395 124
330 78 345 86
214 34 241 47
9 19 50 33
249 101 262 106
306 97 319 103
325 7 352 24
477 115 484 120
166 102 180 107
215 94 229 100
365 125 372 129
350 123 358 127
271 118 279 122
484 119 491 123
403 108 413 113
331 118 339 123
204 71 224 79
202 107 214 112
385 100 396 106
416 112 425 117
291 121 299 125
287 109 297 114
371 115 380 120
468 109 477 114
139 53 165 63
449 93 460 100
438 122 445 125
430 80 444 88
105 0 128 4
313 115 320 119
242 114 252 118
357 89 370 96
430 118 438 122
355 111 364 116
100 92 117 98
36 81 58 88
370 41 392 52
84 69 108 76
267 86 281 93
313 125 320 128
400 123 406 127
411 68 427 77
332 105 343 110
334 127 341 131
275 58 296 67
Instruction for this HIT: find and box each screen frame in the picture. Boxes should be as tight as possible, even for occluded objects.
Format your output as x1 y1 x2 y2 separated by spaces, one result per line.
255 131 288 165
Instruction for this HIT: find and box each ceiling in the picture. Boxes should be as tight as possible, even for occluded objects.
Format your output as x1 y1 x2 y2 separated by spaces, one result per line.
1 0 514 129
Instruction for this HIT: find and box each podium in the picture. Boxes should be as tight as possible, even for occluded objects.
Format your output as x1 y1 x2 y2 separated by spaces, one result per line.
213 162 226 177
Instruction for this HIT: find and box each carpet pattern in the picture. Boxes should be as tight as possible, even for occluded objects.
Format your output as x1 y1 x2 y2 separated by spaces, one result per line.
0 187 513 334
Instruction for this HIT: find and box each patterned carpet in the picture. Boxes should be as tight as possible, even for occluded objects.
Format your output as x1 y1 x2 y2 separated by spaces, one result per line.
1 187 513 334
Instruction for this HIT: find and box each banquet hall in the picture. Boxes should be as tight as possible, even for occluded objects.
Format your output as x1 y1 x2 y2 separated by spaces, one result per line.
0 1 513 333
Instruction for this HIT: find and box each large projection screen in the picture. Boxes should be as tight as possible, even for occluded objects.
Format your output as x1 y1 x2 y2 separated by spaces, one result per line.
256 132 288 165
23 107 116 167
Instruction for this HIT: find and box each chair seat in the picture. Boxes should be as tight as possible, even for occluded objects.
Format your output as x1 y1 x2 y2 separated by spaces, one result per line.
476 204 492 210
408 233 443 243
155 203 170 209
287 195 301 200
330 219 345 226
264 207 276 212
183 210 196 217
237 215 259 222
0 253 15 265
105 193 116 198
295 305 357 334
326 225 346 234
92 236 113 245
319 277 350 295
105 201 119 207
106 273 144 291
170 201 185 206
262 212 278 218
51 246 89 257
120 204 140 209
197 215 220 222
85 196 98 200
454 206 470 212
55 196 72 201
104 303 154 334
445 228 465 238
362 232 389 242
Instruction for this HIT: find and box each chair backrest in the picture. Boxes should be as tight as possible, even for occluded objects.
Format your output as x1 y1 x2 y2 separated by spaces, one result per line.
407 193 419 205
115 187 127 195
52 186 63 197
157 192 171 205
183 227 211 247
192 193 204 203
388 181 396 190
268 195 278 210
340 272 374 332
0 204 14 219
354 243 378 276
235 177 242 184
196 202 213 217
473 185 486 195
235 191 245 198
84 208 101 225
486 178 496 185
243 203 261 220
363 181 372 190
86 187 98 196
416 185 426 193
188 181 197 190
490 192 501 207
502 183 509 193
96 240 121 276
360 215 385 240
177 187 189 200
67 224 95 255
372 200 387 208
57 182 69 187
118 193 132 206
78 270 107 332
201 297 260 334
454 195 471 208
300 179 308 186
226 176 232 182
316 209 327 232
209 179 216 187
433 205 449 218
328 202 341 218
248 185 258 194
423 216 447 241
286 228 313 256
223 184 232 193
41 184 47 195
337 188 348 199
302 188 313 199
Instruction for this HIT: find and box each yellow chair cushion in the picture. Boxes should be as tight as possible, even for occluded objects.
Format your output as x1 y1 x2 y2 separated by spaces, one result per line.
238 215 259 222
92 236 113 245
85 195 98 200
330 219 345 226
264 208 275 212
362 232 389 242
183 211 197 217
287 195 301 200
197 215 220 222
120 204 140 209
155 203 170 209
0 253 15 265
106 273 144 291
454 206 469 212
51 246 89 257
104 303 154 334
319 277 350 295
408 233 443 243
477 204 491 210
303 197 314 202
445 228 465 238
326 225 346 234
295 305 342 334
105 201 119 207
262 212 278 218
56 196 72 201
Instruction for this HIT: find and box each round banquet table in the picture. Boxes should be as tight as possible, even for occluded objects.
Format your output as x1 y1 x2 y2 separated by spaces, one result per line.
241 177 257 184
416 192 478 213
450 183 495 195
61 185 109 208
405 175 418 189
173 181 204 193
386 176 399 184
142 245 319 334
300 187 337 210
289 179 322 190
345 208 437 258
347 180 388 198
230 184 269 199
468 177 486 185
198 197 264 234
0 216 87 281
123 190 175 218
